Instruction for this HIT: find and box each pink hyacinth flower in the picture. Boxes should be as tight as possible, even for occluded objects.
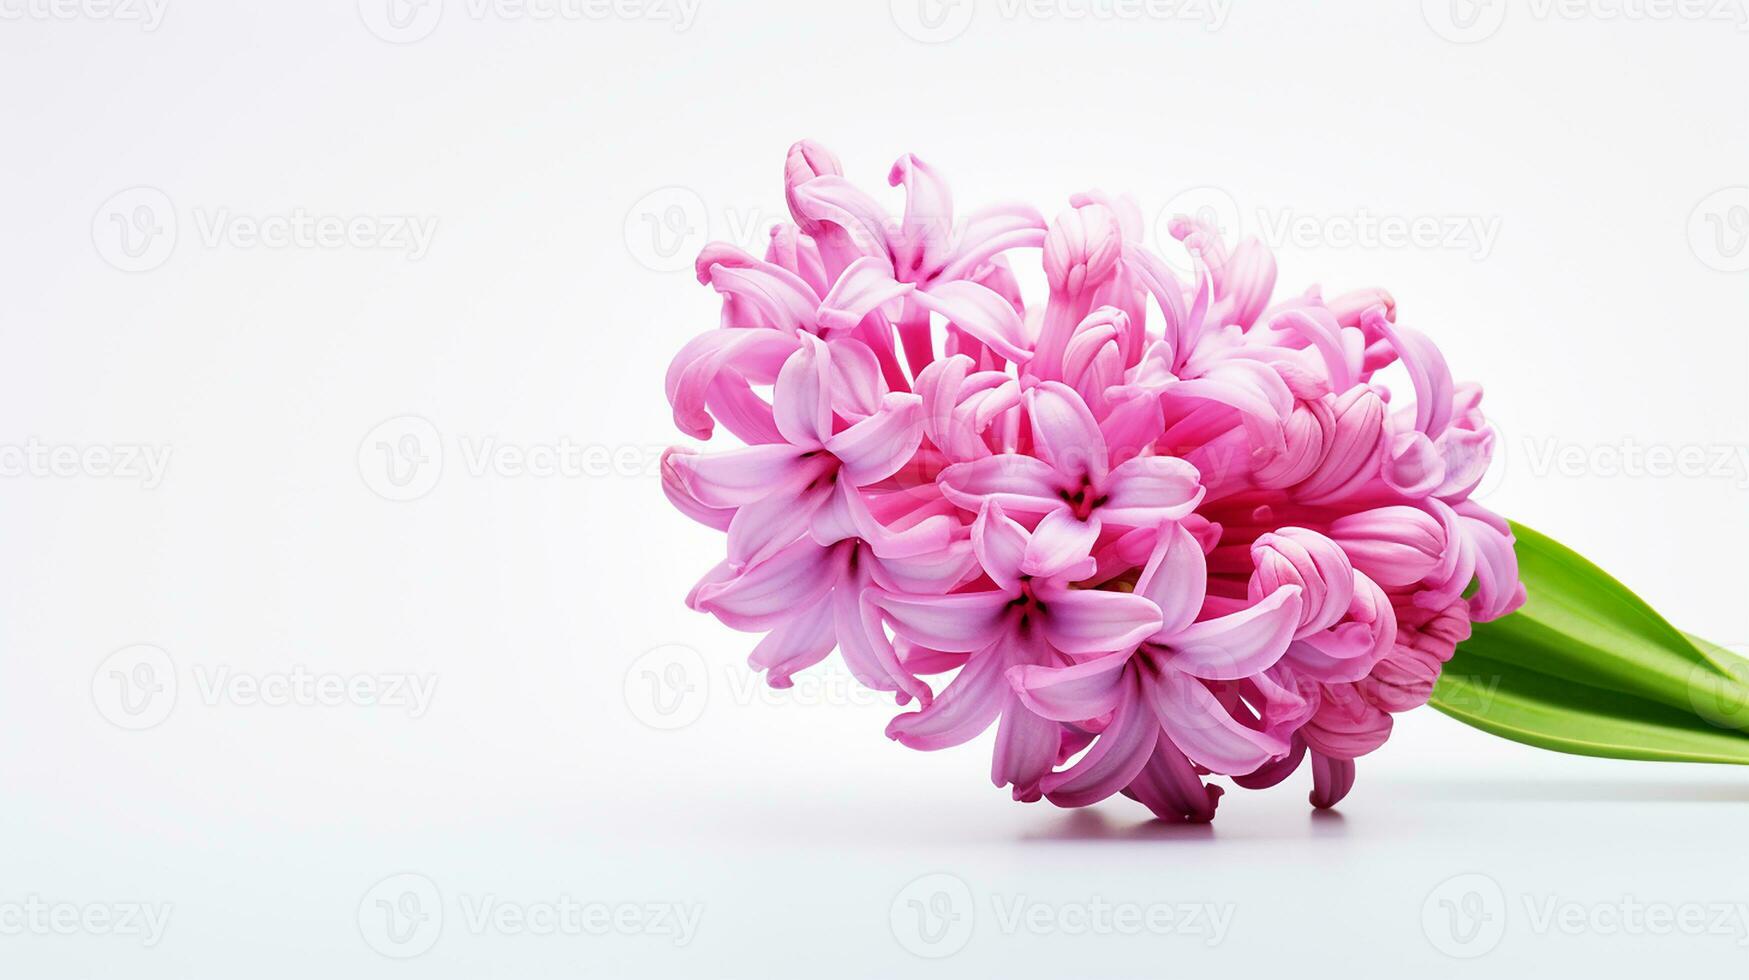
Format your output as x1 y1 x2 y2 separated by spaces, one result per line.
661 142 1524 821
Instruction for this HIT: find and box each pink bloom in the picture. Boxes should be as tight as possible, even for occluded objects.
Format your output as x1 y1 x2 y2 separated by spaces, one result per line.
936 382 1204 535
876 503 1161 801
662 142 1525 821
1009 523 1304 804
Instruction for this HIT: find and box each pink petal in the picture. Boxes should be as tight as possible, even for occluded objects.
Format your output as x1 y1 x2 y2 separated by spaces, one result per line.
1161 586 1302 680
935 203 1048 282
885 638 1008 749
660 448 736 531
1026 382 1108 484
1134 523 1208 637
1098 455 1205 529
917 356 1015 462
727 479 830 567
665 328 797 440
887 153 954 281
828 337 886 420
1059 307 1124 391
874 590 1012 653
1269 307 1355 392
1036 584 1162 656
916 353 973 448
1433 424 1495 500
1042 203 1121 298
1296 386 1387 503
701 374 782 445
896 642 966 677
811 479 953 560
783 139 843 235
1144 668 1286 775
788 175 896 271
1167 358 1293 431
992 689 1064 803
971 501 1030 591
1373 314 1453 438
1231 736 1306 790
665 443 819 509
1008 650 1131 722
1221 237 1278 329
817 256 913 333
1457 504 1525 621
1253 400 1332 490
938 455 1064 517
1040 676 1157 807
1284 626 1384 684
1020 508 1100 581
691 538 836 632
1097 389 1165 461
963 378 1024 439
875 538 980 595
1302 684 1393 758
1121 734 1222 823
1381 429 1445 498
807 477 863 548
1328 505 1445 588
773 335 833 447
764 223 830 297
1122 246 1189 364
1248 527 1355 637
749 594 835 686
1309 751 1357 809
824 392 924 485
707 260 820 334
911 280 1032 365
835 583 931 706
1245 666 1320 743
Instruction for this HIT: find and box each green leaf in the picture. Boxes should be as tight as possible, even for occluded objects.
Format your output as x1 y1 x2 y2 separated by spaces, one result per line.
1430 523 1749 764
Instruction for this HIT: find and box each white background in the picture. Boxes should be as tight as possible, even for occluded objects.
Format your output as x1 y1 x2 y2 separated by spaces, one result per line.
3 0 1748 976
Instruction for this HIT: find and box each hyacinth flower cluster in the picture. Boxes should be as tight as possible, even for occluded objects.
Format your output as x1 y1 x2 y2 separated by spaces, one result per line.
661 142 1526 821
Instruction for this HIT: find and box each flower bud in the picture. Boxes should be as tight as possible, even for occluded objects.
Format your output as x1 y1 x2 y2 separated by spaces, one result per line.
1221 238 1277 328
1295 387 1385 502
1059 306 1127 410
1360 597 1471 713
1253 399 1333 489
1302 686 1392 760
1327 506 1446 588
1325 287 1395 328
1043 203 1122 298
1381 429 1445 498
1249 528 1355 637
784 139 843 233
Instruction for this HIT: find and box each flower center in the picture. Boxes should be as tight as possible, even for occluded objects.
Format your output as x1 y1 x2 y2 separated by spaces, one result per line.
1007 575 1050 630
1057 479 1107 521
797 450 842 493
